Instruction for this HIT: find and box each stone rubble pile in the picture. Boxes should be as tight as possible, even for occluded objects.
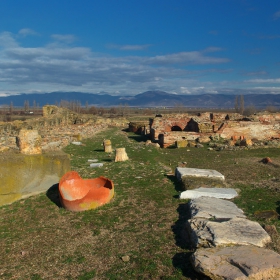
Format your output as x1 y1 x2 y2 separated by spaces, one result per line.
176 167 280 279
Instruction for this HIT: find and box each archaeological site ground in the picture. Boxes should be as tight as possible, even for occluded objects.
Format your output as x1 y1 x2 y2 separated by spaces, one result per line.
0 107 280 279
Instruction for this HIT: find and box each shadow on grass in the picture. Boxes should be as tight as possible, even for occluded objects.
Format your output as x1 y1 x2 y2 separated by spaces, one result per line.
93 149 105 152
128 135 148 143
166 145 177 149
276 201 280 217
172 252 206 280
165 174 185 194
172 203 204 279
101 158 114 162
172 203 192 250
46 183 62 208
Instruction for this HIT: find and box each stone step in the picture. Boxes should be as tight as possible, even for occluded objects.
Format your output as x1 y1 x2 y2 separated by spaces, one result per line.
189 197 246 220
180 187 238 199
191 245 280 280
175 167 226 189
175 167 225 181
187 217 271 248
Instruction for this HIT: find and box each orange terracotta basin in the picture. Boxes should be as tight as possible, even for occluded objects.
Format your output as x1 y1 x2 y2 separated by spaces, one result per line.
59 171 114 212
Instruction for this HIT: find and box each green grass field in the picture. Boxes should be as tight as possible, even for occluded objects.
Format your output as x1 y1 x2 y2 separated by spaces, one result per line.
1 127 279 279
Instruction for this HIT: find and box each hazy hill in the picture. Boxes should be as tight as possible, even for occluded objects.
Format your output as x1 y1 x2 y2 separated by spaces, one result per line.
0 90 280 109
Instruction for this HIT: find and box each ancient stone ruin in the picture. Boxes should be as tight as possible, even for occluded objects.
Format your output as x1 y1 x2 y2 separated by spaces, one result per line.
144 112 280 148
0 105 127 206
0 105 128 152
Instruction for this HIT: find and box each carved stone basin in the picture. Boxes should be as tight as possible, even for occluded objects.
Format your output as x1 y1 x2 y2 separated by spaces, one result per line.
59 171 114 212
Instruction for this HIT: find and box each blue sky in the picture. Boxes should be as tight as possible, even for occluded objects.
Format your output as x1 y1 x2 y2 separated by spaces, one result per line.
0 0 279 96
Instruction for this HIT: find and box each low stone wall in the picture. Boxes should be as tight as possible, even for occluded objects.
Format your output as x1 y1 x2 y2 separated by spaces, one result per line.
0 151 70 206
0 106 129 152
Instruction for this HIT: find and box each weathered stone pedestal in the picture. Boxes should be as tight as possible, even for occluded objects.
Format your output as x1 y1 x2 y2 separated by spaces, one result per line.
115 148 129 162
103 139 112 153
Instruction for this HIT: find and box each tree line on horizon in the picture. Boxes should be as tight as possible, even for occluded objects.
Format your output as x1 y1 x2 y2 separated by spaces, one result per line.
0 96 279 123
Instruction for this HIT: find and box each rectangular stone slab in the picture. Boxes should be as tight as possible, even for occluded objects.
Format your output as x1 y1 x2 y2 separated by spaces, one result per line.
0 151 70 206
180 187 238 199
191 245 280 280
187 217 271 248
189 197 246 219
175 167 225 181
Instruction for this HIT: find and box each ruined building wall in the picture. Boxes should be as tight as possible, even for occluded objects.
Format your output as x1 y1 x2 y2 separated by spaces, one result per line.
150 112 280 148
0 105 128 152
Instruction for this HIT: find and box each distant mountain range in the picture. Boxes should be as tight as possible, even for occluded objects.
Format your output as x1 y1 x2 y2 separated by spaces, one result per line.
0 90 280 109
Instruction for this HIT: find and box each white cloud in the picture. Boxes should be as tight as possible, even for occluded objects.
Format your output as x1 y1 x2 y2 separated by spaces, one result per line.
245 78 280 83
243 71 267 76
51 34 77 44
0 32 18 48
0 30 277 96
146 50 229 65
106 44 152 51
18 28 38 37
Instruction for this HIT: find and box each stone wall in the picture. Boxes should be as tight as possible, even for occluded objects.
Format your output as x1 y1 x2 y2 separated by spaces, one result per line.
150 112 280 148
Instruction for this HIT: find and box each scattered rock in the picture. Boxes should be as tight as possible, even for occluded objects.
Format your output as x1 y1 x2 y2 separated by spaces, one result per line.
89 163 104 168
261 157 272 164
121 255 130 262
195 143 204 148
191 245 280 280
20 251 28 256
71 141 82 145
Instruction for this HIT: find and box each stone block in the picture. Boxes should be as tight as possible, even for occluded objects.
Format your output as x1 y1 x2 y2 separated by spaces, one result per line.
115 148 129 162
180 187 238 200
176 140 188 148
191 245 280 280
187 217 271 248
90 163 103 168
176 167 225 181
188 197 246 220
17 129 42 154
175 167 226 190
0 151 70 206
